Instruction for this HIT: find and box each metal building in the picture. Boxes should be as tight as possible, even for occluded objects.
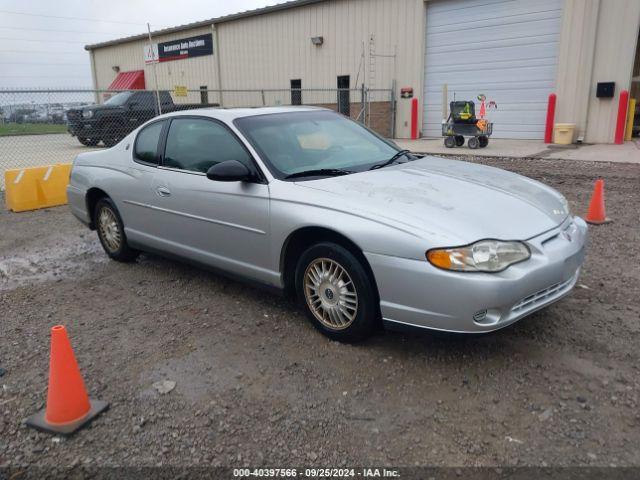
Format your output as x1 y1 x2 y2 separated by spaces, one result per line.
86 0 640 142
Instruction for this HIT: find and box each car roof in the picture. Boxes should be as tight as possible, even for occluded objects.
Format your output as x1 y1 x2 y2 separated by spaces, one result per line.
159 105 330 121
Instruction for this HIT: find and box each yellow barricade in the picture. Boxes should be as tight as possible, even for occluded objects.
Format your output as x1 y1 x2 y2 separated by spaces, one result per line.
4 163 72 212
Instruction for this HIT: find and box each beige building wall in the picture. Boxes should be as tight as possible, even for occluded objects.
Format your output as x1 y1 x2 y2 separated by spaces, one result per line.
555 0 640 143
89 0 426 138
90 25 219 104
215 0 425 137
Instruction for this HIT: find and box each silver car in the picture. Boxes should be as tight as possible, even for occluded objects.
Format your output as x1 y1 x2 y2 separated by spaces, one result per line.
68 107 587 342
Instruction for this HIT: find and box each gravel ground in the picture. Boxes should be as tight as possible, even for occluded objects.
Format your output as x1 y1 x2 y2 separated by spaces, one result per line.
1 157 639 471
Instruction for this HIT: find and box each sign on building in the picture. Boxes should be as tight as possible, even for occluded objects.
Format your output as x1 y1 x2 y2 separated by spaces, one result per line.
157 33 213 62
144 44 159 64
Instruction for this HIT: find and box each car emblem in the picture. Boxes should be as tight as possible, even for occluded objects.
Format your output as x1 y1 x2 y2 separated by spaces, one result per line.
325 288 334 300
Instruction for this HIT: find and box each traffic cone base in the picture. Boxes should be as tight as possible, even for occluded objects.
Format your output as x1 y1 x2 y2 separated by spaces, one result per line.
586 217 612 225
26 399 109 436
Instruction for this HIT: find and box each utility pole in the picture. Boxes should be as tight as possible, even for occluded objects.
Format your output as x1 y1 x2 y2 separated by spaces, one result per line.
147 23 162 115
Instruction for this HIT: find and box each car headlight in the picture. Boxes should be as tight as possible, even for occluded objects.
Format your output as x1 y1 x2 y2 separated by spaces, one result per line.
82 110 93 119
427 240 530 273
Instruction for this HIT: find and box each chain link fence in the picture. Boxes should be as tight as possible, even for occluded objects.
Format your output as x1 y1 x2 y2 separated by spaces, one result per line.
0 87 394 190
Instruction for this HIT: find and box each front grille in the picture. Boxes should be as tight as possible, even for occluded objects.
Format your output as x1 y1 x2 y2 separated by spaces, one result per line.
511 272 578 313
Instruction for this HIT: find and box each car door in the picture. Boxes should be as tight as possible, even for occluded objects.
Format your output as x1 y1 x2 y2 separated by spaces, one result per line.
117 119 168 242
149 116 273 285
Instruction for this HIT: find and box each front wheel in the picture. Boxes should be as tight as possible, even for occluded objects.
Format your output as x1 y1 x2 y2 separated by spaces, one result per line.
94 197 138 262
444 136 456 148
78 136 99 146
295 243 378 342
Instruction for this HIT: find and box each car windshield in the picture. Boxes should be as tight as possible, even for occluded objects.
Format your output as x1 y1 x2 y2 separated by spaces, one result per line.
234 111 401 179
103 91 134 106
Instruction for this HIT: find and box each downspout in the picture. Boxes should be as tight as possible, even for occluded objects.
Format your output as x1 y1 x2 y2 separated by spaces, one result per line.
89 50 100 103
212 23 224 107
580 0 601 143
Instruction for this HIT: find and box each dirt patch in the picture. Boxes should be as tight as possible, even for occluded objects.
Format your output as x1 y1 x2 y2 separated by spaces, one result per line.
1 157 639 470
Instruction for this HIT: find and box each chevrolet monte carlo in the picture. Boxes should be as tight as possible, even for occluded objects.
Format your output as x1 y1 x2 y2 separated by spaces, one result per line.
67 107 587 342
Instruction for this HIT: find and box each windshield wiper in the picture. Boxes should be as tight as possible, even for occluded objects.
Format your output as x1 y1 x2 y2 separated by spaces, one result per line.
369 149 412 170
284 168 354 180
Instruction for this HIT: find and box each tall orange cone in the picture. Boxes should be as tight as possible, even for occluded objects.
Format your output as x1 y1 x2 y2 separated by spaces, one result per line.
585 179 611 225
26 325 108 436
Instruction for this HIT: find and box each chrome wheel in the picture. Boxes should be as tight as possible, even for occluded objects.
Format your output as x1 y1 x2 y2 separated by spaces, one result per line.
304 258 358 330
98 207 121 252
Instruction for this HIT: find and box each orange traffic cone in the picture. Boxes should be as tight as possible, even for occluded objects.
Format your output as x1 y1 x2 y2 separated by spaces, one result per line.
26 325 108 436
585 179 611 225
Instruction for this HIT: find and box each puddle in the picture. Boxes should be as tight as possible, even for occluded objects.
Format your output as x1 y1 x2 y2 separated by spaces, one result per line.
0 235 106 291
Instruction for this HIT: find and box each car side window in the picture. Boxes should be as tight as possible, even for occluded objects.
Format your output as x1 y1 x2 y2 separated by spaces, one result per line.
134 121 164 164
163 118 253 174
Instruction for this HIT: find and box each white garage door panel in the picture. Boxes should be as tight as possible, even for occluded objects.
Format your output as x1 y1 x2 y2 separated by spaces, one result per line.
423 0 564 139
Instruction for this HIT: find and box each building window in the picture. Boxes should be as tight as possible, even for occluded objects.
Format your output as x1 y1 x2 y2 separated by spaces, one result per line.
200 86 208 105
290 79 302 105
337 75 350 116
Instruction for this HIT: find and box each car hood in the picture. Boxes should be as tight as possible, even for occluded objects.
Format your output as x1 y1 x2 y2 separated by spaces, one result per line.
294 156 569 243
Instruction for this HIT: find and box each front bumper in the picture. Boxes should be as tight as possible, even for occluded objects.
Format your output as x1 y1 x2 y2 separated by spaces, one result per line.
366 216 588 334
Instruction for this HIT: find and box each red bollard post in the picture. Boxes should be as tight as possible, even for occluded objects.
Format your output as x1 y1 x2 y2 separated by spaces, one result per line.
410 98 419 140
614 90 629 145
544 93 557 144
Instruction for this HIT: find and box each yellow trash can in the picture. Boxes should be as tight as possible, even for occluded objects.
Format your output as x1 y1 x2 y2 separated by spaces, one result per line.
553 123 576 145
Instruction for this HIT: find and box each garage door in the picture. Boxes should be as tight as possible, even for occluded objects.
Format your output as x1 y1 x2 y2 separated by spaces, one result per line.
423 0 564 139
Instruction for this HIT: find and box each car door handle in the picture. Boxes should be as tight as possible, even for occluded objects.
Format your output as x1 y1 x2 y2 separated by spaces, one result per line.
156 186 171 197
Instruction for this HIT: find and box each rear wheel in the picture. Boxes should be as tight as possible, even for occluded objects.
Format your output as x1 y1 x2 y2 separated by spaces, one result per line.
468 136 480 149
295 243 377 342
94 197 138 262
102 124 123 147
444 136 456 148
479 135 489 148
78 136 99 146
455 135 465 147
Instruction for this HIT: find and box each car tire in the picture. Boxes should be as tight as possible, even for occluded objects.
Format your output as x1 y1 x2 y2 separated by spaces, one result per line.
78 136 99 146
102 124 122 147
94 197 138 262
295 242 378 342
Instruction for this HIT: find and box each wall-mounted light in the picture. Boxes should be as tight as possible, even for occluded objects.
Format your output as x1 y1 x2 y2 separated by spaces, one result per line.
112 66 120 72
311 36 324 46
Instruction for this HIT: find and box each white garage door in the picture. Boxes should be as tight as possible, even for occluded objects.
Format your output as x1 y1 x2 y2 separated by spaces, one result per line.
423 0 564 139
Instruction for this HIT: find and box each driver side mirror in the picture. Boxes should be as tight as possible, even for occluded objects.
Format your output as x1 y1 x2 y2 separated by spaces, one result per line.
206 160 254 182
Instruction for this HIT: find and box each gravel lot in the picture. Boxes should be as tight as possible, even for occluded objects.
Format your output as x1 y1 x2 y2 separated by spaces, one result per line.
1 157 639 472
0 133 99 189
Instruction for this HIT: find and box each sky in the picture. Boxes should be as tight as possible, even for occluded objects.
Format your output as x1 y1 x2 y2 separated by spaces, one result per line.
0 0 277 89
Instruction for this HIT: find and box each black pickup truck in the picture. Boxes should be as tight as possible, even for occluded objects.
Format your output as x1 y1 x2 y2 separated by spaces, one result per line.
67 91 217 147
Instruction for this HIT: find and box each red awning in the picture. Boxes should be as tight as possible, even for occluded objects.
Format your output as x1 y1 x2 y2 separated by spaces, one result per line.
108 70 145 90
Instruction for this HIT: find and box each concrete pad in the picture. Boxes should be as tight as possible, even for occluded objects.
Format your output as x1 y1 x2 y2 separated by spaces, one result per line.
395 138 640 164
548 140 640 164
394 138 549 158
